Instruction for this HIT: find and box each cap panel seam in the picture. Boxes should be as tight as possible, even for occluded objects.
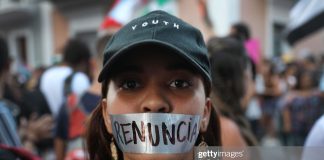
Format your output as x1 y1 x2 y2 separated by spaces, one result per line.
152 17 158 39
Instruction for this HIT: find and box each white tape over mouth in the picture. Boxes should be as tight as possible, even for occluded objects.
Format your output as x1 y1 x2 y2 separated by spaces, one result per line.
110 113 201 154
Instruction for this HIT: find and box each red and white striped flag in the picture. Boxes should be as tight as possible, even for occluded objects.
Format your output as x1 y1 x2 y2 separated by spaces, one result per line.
100 0 177 30
100 0 145 30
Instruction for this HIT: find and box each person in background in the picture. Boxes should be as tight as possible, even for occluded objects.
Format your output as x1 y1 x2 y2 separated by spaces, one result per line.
1 36 50 159
275 61 298 145
282 67 324 145
244 58 263 141
304 114 324 146
0 36 21 148
208 37 258 146
302 115 324 160
54 30 116 160
229 23 265 142
18 65 56 158
40 39 91 160
259 61 284 145
230 22 261 66
40 39 91 118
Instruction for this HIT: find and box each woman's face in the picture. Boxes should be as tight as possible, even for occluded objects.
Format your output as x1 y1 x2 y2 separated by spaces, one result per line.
101 48 211 160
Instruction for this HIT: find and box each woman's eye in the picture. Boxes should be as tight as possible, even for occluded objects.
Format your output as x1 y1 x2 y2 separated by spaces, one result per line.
169 80 190 88
121 80 140 89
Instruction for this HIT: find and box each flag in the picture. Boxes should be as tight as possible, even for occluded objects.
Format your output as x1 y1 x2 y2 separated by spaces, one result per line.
100 0 144 30
100 0 178 30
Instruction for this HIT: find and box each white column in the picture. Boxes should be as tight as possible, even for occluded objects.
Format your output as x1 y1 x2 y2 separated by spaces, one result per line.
8 31 19 73
39 1 54 66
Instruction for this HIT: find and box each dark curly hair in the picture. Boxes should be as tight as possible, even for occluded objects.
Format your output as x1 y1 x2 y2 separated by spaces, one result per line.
208 37 249 115
230 22 251 42
63 39 91 67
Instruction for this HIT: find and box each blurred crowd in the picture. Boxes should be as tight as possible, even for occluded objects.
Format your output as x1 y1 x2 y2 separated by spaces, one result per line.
1 15 324 160
215 23 324 148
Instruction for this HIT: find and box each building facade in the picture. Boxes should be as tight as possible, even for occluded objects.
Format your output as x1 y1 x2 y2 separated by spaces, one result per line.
1 0 323 73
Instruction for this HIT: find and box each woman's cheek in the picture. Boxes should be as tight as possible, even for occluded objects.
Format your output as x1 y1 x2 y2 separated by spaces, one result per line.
171 96 205 115
107 98 135 114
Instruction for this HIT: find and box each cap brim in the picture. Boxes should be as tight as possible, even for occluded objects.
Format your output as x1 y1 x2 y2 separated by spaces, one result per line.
98 39 211 83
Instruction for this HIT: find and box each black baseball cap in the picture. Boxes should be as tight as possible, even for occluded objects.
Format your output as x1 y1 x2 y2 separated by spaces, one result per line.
98 10 211 87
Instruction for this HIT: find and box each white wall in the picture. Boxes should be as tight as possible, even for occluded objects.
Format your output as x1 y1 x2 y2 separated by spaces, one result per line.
63 4 105 55
64 5 104 37
207 0 240 37
266 0 294 58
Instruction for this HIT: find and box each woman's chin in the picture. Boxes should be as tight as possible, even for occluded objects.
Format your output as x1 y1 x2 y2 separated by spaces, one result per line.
123 152 193 160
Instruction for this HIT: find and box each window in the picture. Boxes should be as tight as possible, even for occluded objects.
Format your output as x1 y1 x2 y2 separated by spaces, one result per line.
16 36 27 65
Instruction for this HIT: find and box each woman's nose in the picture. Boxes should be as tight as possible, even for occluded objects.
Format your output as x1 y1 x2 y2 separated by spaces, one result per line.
140 87 171 113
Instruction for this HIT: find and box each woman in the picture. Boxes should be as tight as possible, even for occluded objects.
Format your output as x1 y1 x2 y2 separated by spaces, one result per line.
208 37 258 146
282 68 324 145
86 10 221 160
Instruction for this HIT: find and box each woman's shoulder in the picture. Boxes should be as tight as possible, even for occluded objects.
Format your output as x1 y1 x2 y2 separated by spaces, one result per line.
219 116 247 147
